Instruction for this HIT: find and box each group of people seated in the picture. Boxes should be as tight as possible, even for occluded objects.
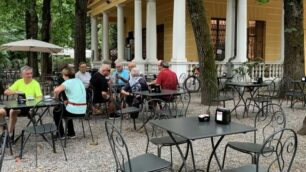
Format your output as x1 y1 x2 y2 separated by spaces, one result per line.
0 59 178 139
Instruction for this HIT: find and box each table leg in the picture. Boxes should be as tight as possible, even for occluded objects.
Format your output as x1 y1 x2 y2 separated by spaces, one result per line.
207 136 224 172
167 131 189 172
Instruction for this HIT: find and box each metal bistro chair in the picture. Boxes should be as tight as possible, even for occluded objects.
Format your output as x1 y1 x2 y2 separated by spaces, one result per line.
246 79 276 114
222 128 298 172
109 86 141 131
105 121 171 172
63 87 94 147
168 91 191 118
144 112 188 170
19 98 67 167
0 118 13 155
0 130 8 171
222 103 286 168
204 79 236 115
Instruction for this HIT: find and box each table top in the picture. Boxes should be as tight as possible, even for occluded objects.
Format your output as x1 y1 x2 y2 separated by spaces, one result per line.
134 89 185 97
226 82 268 87
150 117 256 140
1 98 60 109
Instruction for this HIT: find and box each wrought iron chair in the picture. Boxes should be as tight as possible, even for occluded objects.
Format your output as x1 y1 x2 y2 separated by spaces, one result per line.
222 103 286 168
105 121 171 172
19 98 67 167
246 79 276 113
63 87 95 147
0 118 13 155
0 130 8 171
204 79 236 115
222 128 297 172
168 91 191 118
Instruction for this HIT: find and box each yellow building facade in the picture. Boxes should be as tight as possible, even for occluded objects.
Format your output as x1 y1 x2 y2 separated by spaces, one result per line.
88 0 305 76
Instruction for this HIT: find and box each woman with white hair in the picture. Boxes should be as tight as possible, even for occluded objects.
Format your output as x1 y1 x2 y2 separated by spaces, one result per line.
121 68 148 118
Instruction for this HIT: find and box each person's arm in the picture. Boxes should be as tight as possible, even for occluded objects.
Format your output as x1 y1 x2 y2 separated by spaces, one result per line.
54 84 65 98
4 80 18 96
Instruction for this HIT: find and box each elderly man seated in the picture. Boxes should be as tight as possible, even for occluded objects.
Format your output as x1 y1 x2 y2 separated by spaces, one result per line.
121 68 149 119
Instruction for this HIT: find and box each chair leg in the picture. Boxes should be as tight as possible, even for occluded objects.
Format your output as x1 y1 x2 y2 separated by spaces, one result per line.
19 130 25 159
64 120 68 147
87 120 95 143
120 114 123 132
35 135 38 167
81 119 85 138
222 144 229 169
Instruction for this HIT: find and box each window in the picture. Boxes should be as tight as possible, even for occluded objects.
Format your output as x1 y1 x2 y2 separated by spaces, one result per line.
211 18 226 61
248 21 265 61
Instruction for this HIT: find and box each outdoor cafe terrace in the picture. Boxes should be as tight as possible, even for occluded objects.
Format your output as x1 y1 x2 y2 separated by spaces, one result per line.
0 93 305 172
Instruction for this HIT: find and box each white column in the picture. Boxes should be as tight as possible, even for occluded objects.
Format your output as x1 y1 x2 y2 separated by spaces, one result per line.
170 0 187 79
146 0 157 63
116 4 125 63
234 0 248 63
133 0 145 73
91 16 98 62
280 3 284 63
225 0 236 62
102 12 111 64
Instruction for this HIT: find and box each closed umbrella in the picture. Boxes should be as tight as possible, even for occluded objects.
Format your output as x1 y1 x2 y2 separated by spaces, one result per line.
0 39 63 53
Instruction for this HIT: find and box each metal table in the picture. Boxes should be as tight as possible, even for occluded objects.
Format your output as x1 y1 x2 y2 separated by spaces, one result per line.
150 117 256 171
225 82 268 118
1 98 60 143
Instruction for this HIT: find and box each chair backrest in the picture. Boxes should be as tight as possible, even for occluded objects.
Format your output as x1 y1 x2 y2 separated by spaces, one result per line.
142 98 172 120
257 79 276 97
105 121 133 172
258 128 297 172
0 130 8 170
254 103 286 144
85 86 94 117
170 91 191 117
276 77 294 98
30 98 64 133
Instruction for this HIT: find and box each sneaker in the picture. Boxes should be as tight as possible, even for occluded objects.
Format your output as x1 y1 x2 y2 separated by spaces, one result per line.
67 134 76 139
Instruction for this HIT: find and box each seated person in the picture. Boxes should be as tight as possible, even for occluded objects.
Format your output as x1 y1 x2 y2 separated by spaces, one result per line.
121 68 149 119
53 66 87 138
90 64 116 116
75 62 91 88
90 64 112 103
112 62 129 86
153 60 178 90
4 66 42 137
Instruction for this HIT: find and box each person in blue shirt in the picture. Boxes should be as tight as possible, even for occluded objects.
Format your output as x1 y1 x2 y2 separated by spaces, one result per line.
112 62 129 86
53 66 87 139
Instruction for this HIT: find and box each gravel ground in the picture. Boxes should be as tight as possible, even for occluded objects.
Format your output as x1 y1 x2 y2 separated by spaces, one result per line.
2 93 306 172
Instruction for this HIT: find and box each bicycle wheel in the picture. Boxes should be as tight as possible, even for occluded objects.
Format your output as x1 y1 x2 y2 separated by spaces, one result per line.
184 76 200 93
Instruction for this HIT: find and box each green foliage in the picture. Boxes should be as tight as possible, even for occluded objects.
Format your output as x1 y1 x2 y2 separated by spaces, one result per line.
233 61 260 77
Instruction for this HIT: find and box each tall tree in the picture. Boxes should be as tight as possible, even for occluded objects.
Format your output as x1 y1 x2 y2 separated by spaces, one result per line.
25 0 39 76
186 0 217 105
41 0 52 77
74 0 87 69
283 0 304 80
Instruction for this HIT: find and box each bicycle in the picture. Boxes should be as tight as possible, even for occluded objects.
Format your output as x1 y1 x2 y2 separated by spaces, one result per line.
183 65 201 93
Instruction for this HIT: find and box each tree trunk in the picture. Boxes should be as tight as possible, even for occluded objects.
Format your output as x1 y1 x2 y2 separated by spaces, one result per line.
74 0 87 69
186 0 217 105
283 0 304 79
25 0 39 76
41 0 52 78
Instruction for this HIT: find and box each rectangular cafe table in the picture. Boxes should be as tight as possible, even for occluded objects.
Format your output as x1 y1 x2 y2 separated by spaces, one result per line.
150 117 256 171
1 98 60 143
